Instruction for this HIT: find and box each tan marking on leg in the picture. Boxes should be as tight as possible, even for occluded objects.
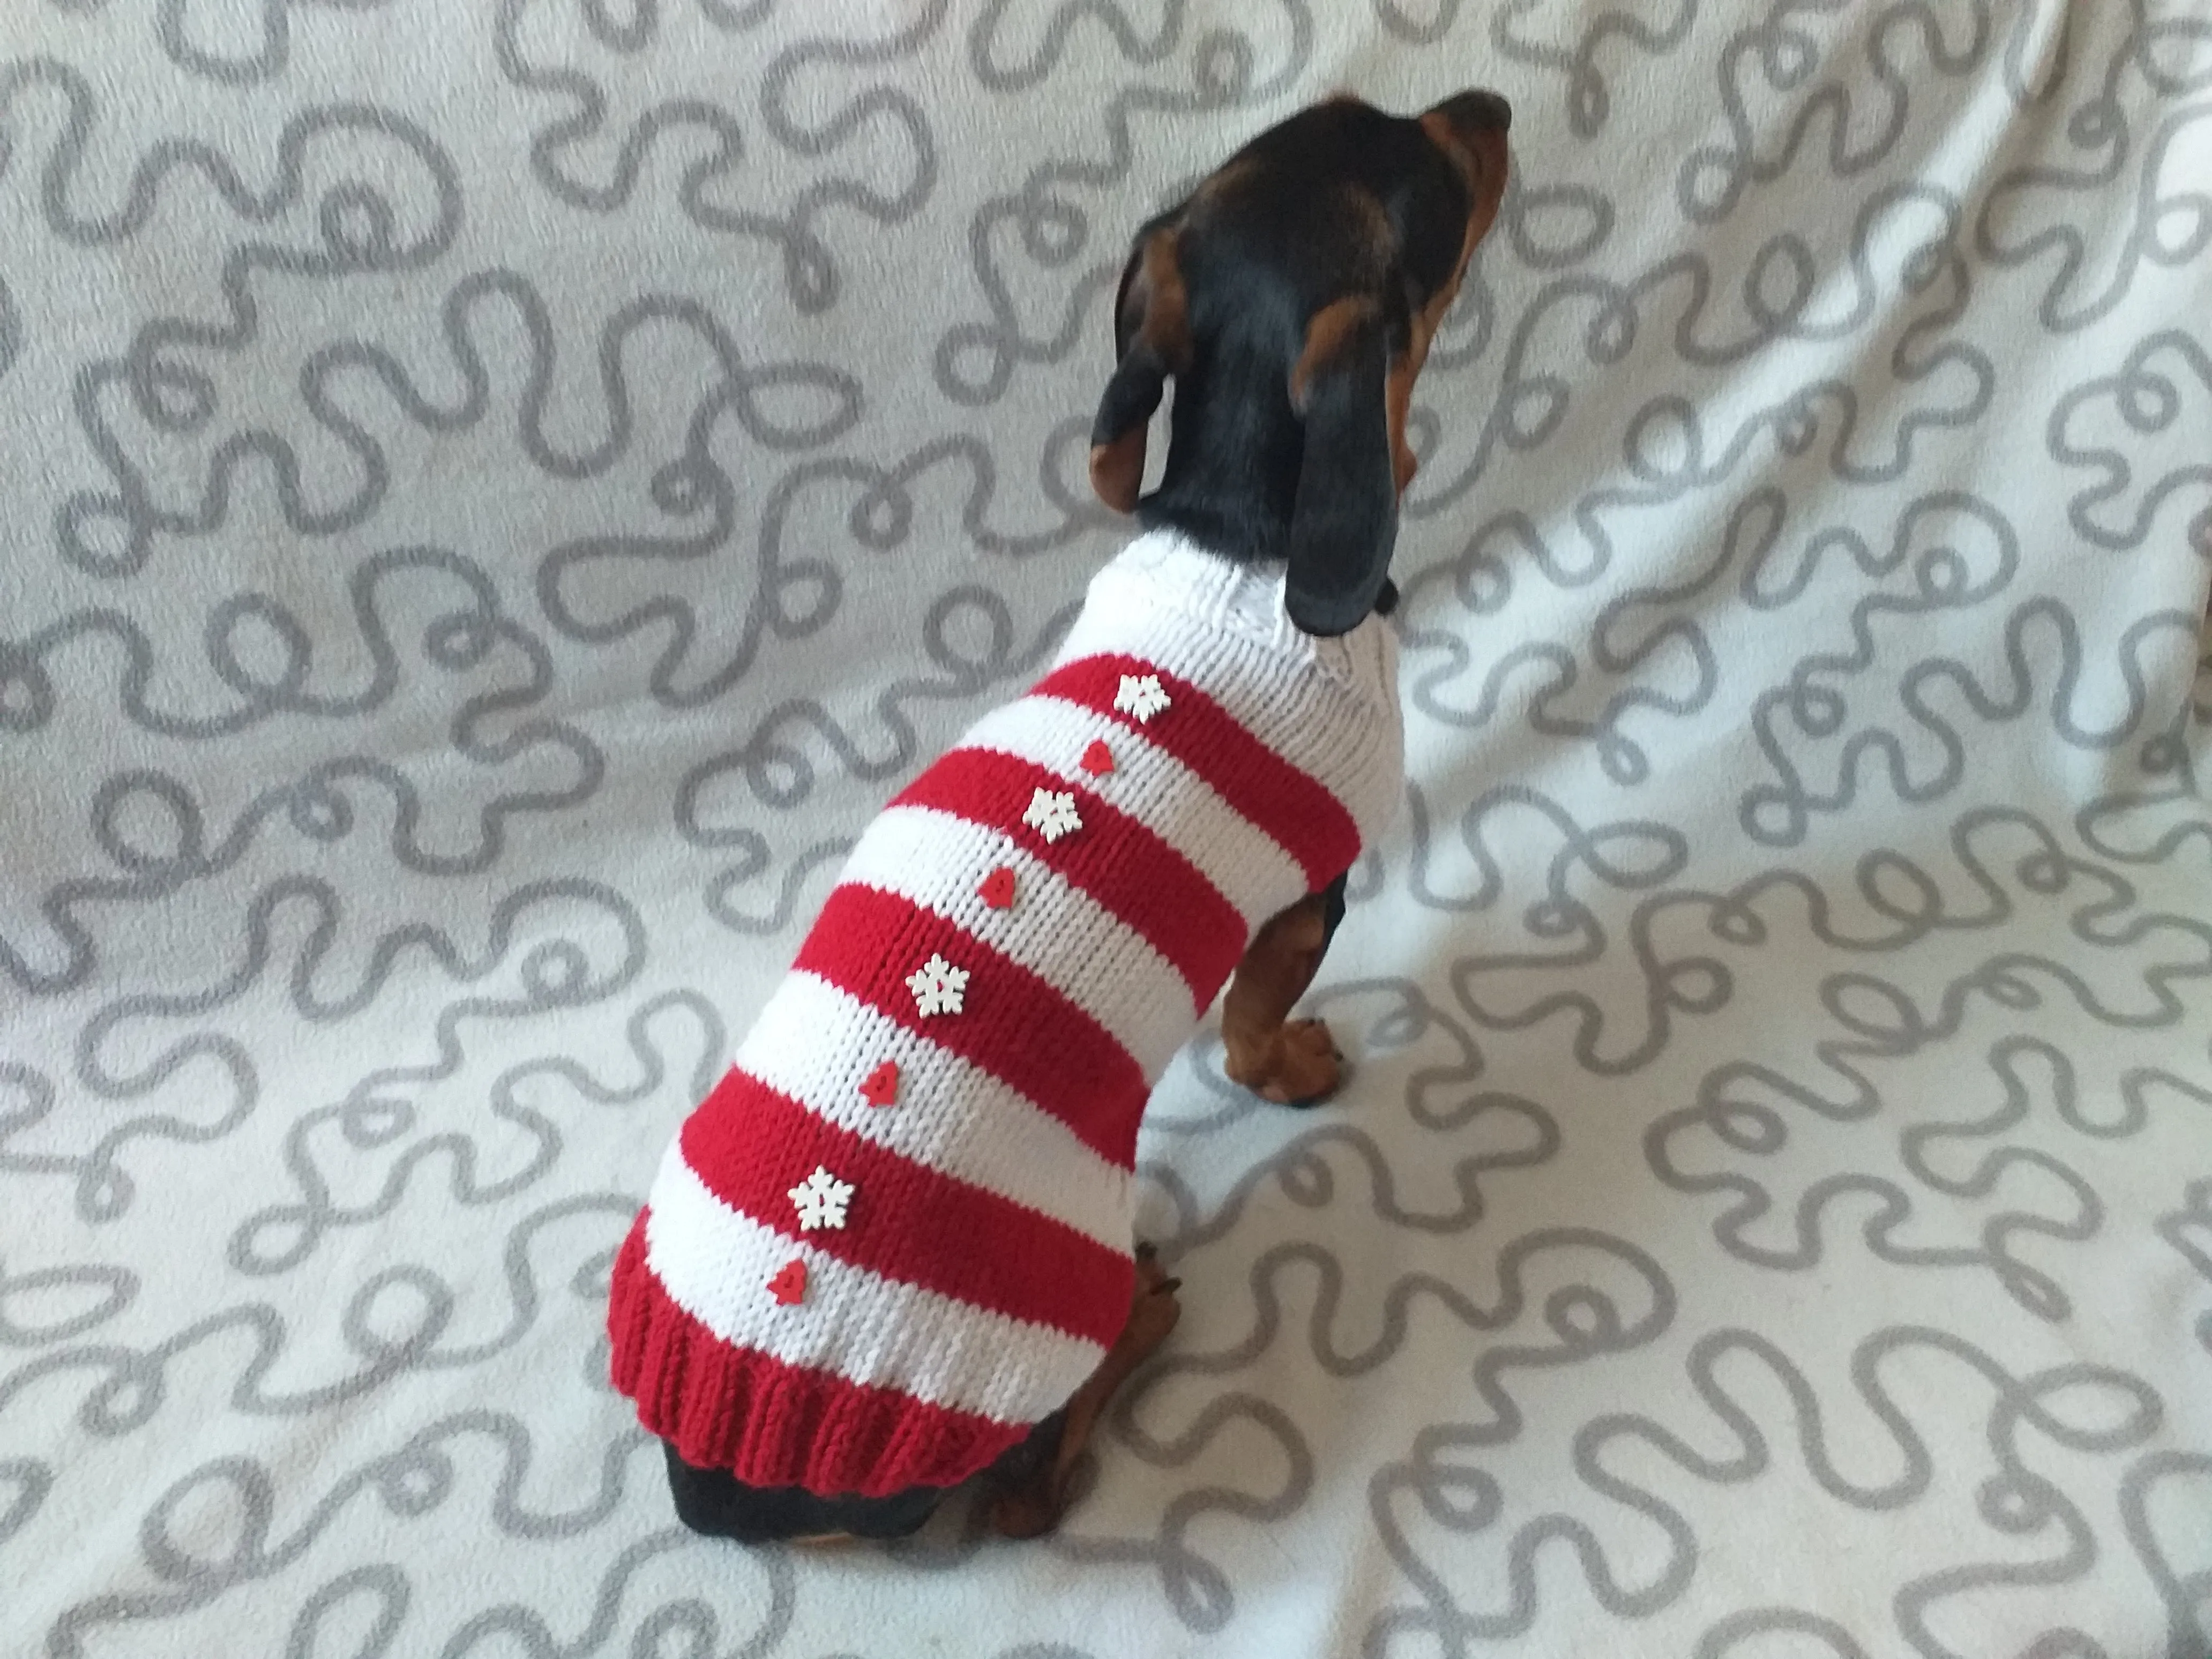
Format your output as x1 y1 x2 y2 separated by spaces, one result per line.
988 1245 1182 1538
1221 892 1344 1105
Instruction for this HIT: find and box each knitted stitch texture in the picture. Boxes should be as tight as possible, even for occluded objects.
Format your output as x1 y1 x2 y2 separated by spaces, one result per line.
607 531 1403 1497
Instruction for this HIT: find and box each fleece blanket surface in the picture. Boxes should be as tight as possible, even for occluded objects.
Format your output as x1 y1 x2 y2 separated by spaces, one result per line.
4 3 2210 1655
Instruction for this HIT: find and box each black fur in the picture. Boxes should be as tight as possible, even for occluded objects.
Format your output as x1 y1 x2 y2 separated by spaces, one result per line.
1100 96 1507 634
654 95 1511 1549
1283 301 1398 636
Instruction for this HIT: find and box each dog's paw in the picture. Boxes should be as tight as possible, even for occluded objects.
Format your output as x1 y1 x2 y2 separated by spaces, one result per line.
1257 1018 1343 1106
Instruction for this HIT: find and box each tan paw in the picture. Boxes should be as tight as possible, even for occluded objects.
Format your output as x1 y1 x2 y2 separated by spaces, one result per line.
1256 1018 1343 1105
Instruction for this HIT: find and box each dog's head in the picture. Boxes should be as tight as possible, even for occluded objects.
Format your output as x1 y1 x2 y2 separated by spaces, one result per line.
1090 92 1511 636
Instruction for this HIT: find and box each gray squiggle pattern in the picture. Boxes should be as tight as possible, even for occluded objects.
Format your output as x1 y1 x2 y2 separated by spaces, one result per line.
3 2 2208 1654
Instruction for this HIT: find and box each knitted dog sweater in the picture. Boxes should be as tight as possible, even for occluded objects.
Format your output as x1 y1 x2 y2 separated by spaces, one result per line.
607 530 1403 1497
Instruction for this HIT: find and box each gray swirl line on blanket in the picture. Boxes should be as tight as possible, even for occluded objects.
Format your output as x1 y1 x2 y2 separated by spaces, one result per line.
942 0 1316 405
1478 0 1698 136
0 708 612 991
1648 1032 2112 1322
51 0 406 88
3 879 646 1225
2118 1448 2212 1659
1049 1227 1675 1632
491 0 944 314
226 988 721 1277
66 270 860 566
3 0 2208 1653
1367 1325 2162 1655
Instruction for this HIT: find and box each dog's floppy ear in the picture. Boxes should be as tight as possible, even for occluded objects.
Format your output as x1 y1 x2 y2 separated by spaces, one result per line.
1089 222 1190 514
1283 296 1399 636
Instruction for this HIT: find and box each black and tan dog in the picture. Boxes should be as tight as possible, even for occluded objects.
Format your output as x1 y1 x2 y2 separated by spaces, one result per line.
662 88 1511 1545
1093 88 1511 1123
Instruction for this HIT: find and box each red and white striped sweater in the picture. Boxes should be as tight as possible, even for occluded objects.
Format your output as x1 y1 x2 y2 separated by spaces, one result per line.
607 532 1403 1497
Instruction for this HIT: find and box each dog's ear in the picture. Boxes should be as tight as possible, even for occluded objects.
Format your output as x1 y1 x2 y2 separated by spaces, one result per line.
1089 222 1190 514
1283 295 1399 636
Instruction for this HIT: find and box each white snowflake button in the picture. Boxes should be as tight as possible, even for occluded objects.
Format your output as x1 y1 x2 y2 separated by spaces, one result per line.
788 1165 853 1231
905 952 969 1017
1022 786 1082 843
1114 672 1171 723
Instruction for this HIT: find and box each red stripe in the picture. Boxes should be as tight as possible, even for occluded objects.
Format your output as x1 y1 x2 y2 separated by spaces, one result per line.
1032 653 1361 888
792 882 1151 1169
677 1067 1133 1345
608 1218 1026 1495
892 745 1247 1007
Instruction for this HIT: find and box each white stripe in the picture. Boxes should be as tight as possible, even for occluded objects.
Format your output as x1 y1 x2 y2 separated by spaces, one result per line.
835 804 1198 1078
644 1146 1104 1423
1052 551 1407 853
733 970 1136 1249
957 693 1306 931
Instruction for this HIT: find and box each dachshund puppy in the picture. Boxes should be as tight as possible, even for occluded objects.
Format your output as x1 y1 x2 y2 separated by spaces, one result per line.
1093 89 1511 1107
607 89 1512 1548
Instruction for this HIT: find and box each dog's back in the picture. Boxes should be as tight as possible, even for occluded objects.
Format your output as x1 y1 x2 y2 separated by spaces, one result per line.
609 530 1401 1496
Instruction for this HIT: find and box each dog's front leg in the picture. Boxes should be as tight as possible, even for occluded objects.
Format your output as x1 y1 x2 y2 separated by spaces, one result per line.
1220 875 1349 1107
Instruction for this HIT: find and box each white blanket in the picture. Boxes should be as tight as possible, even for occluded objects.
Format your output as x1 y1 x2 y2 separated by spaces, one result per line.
5 3 2209 1655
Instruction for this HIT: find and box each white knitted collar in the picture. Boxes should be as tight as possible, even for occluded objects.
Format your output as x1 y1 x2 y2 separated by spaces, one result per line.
1099 529 1394 675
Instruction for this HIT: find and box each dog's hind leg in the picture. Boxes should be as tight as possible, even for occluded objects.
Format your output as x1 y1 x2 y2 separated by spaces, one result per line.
986 1244 1182 1538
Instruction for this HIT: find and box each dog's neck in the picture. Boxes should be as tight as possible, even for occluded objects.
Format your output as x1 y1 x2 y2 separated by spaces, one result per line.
1132 359 1401 621
1132 339 1305 566
1129 336 1401 622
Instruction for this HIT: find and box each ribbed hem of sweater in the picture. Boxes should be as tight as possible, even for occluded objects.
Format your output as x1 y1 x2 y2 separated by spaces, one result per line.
607 1216 1025 1496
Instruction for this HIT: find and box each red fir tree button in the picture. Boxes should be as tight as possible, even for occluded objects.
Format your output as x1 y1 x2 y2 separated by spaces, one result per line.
860 1060 899 1107
977 866 1016 910
767 1259 807 1305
